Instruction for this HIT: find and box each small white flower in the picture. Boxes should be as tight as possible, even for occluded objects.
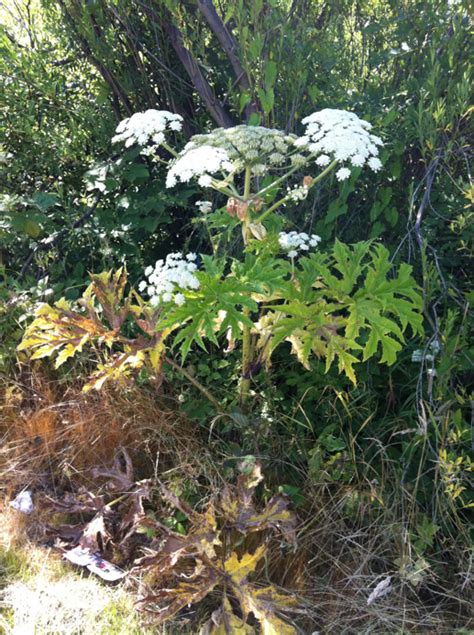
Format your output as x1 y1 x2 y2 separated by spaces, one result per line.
166 124 298 187
112 109 182 156
167 145 233 188
138 281 147 292
198 175 213 187
368 157 382 172
279 230 321 259
336 167 351 181
196 200 212 213
139 252 201 307
316 154 331 166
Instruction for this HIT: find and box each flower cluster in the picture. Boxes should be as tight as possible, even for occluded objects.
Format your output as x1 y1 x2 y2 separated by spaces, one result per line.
286 184 310 202
278 231 321 259
190 125 296 171
166 125 297 187
112 109 182 153
166 146 233 188
295 109 383 180
138 252 199 307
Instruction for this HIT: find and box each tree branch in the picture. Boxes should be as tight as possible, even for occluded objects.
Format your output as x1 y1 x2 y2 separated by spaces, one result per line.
141 2 235 128
56 0 133 118
196 0 256 119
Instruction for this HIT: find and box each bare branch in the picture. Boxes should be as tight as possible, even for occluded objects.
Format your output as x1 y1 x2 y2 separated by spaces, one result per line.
196 0 257 119
140 2 235 128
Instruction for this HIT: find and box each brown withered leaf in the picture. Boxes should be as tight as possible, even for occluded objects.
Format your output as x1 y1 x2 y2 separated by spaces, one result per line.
221 463 296 544
45 489 106 515
133 531 192 574
88 267 129 331
90 447 135 491
117 480 152 550
199 597 254 634
137 572 218 622
159 487 221 560
221 463 262 521
79 511 112 553
234 494 296 545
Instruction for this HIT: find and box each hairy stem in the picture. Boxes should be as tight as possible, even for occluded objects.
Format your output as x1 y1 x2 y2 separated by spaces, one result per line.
240 166 253 405
240 307 252 405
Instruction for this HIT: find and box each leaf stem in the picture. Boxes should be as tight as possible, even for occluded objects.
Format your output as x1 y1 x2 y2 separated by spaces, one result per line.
165 356 223 412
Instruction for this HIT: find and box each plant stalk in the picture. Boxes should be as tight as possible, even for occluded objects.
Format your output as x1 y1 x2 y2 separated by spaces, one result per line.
240 166 253 405
165 356 223 412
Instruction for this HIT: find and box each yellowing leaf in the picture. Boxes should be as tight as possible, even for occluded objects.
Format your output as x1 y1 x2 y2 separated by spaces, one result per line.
54 334 90 368
224 545 266 584
234 585 298 635
258 615 297 635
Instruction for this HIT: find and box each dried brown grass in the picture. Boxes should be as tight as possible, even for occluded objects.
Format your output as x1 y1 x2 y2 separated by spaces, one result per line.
0 368 213 499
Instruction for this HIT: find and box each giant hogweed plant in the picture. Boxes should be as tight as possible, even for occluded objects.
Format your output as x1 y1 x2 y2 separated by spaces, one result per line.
19 108 423 404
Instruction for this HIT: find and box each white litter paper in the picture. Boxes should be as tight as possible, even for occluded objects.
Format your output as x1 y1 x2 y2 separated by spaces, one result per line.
63 546 126 582
63 545 95 567
9 490 34 514
86 553 126 582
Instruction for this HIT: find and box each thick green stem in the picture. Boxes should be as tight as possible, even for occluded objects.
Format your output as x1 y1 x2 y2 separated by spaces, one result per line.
240 307 252 405
241 165 252 245
240 166 253 405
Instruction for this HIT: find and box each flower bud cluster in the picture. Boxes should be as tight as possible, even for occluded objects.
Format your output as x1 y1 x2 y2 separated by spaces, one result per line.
138 253 199 307
287 184 309 202
279 231 321 259
190 125 296 172
112 110 182 153
166 125 297 187
295 109 383 180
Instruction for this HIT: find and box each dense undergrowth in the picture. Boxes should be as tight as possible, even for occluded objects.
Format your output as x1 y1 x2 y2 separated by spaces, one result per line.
1 0 472 633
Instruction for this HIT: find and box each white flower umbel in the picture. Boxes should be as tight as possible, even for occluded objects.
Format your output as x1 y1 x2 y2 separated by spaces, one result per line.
166 125 297 187
139 252 200 307
336 167 351 181
166 146 234 188
112 109 183 153
279 231 321 258
295 109 383 177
